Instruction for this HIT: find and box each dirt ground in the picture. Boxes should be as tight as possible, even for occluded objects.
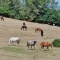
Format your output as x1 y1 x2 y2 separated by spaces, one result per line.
0 17 60 60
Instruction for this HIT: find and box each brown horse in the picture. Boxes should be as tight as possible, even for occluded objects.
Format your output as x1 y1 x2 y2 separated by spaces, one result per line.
40 42 52 50
0 16 4 21
35 28 44 36
35 28 42 32
21 25 27 31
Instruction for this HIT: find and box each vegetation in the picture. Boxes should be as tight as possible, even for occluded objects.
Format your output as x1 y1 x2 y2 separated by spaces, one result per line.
52 39 60 47
0 0 60 26
0 46 29 54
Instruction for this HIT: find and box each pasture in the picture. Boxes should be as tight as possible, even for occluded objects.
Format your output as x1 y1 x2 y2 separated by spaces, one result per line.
0 17 60 60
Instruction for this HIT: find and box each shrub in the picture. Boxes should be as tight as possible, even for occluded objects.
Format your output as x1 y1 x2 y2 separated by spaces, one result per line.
52 39 60 47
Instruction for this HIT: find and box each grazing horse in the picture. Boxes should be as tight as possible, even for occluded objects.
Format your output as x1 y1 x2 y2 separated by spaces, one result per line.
0 16 4 21
35 28 42 33
27 40 37 49
21 25 27 31
35 28 44 37
40 42 52 50
21 22 27 31
8 37 20 46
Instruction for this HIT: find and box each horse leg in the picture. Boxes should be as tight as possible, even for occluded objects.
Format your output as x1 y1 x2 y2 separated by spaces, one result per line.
46 47 49 50
41 46 43 49
35 30 36 33
41 45 44 49
25 28 27 31
17 40 19 46
34 46 35 49
23 27 25 31
10 41 13 46
23 28 24 31
12 41 15 46
31 46 32 49
21 27 22 30
27 44 29 49
2 18 4 21
42 46 44 49
8 41 11 46
28 46 29 48
3 19 4 21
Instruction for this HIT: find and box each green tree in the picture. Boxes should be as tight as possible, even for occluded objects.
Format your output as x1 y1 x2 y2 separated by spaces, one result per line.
23 0 58 22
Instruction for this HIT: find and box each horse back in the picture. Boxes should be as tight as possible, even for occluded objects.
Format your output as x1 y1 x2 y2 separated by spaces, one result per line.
35 28 42 31
40 42 51 47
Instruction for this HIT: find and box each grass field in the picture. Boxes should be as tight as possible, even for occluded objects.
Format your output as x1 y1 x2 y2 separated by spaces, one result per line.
0 17 60 60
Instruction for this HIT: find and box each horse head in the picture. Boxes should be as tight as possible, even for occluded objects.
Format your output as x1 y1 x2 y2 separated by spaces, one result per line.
34 41 37 45
49 43 52 47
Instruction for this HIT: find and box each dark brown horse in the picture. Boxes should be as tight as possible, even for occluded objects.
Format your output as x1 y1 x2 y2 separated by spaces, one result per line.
21 22 27 31
35 28 42 32
21 25 27 31
40 42 52 50
0 16 4 21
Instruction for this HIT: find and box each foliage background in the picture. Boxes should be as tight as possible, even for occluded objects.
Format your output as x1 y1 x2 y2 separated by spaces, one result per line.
0 0 60 26
52 39 60 47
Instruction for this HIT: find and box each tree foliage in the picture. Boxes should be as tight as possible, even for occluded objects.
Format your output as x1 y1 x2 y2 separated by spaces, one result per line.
52 39 60 47
0 0 60 26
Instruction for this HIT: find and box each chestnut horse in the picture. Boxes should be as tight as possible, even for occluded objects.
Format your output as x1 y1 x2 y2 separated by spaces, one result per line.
35 28 44 37
40 42 52 50
35 28 42 32
0 16 4 21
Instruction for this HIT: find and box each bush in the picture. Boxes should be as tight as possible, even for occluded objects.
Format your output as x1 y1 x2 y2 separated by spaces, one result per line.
52 39 60 47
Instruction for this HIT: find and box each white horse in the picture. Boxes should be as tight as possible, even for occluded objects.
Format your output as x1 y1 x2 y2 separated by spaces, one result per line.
8 37 20 46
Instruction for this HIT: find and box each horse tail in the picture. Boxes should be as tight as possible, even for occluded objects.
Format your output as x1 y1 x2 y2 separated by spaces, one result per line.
25 26 27 31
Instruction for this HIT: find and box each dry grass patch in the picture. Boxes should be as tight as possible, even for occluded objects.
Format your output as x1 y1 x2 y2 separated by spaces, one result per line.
0 17 60 60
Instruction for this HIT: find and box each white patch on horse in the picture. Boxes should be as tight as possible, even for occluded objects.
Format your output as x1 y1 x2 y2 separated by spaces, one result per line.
28 41 34 45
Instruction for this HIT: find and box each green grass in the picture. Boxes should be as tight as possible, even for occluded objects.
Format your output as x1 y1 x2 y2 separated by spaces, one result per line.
0 46 29 54
0 46 54 57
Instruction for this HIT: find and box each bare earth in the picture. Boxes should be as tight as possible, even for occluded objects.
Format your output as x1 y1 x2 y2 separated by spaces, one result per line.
0 17 60 60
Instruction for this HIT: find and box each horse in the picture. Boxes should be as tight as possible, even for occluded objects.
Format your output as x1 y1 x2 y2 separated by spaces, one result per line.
21 25 27 31
40 42 52 50
35 28 42 33
8 37 20 46
35 28 44 37
0 16 4 21
27 40 37 50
